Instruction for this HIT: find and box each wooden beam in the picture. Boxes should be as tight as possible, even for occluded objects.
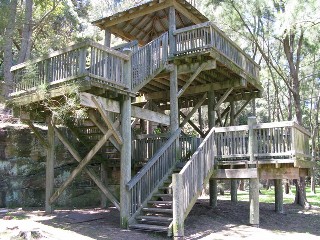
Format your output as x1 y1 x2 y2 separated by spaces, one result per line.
80 93 170 125
98 0 174 29
177 60 216 74
50 126 115 205
146 79 245 100
249 178 259 226
53 126 120 210
172 0 202 24
214 88 234 110
131 102 150 128
211 169 258 179
26 120 49 149
177 62 208 98
92 96 123 145
180 93 207 127
179 111 205 138
259 167 300 179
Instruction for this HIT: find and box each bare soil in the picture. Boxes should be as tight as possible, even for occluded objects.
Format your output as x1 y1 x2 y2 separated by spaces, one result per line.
1 199 319 240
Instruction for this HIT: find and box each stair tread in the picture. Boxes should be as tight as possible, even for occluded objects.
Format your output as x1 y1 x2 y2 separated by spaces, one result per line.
148 201 172 204
129 223 169 231
136 216 173 222
142 207 172 213
153 193 173 197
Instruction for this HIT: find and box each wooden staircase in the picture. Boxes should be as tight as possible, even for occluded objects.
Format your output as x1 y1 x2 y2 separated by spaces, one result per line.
129 175 174 234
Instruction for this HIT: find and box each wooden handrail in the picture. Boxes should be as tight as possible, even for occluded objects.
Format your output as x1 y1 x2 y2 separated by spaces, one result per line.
11 40 129 72
127 128 181 190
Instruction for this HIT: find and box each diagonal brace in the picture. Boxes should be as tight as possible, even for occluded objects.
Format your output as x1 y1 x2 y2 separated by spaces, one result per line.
180 93 207 127
177 63 208 98
49 123 118 205
91 96 123 145
53 126 120 210
89 111 121 151
214 88 234 111
26 120 49 149
179 111 205 138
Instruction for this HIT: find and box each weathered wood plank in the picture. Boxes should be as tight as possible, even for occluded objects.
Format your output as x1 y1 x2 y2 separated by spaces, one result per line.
91 96 123 145
259 167 299 179
211 169 258 179
177 62 208 98
80 92 170 125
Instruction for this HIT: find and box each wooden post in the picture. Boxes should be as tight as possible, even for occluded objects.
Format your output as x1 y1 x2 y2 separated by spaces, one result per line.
208 90 217 207
45 117 55 213
249 178 259 226
169 6 176 57
170 65 179 132
274 179 284 213
230 101 237 202
248 116 259 226
104 29 111 47
120 48 132 228
248 116 257 163
100 162 108 208
172 174 184 239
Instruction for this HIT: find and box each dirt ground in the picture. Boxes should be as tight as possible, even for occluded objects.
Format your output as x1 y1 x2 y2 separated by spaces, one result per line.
1 198 320 240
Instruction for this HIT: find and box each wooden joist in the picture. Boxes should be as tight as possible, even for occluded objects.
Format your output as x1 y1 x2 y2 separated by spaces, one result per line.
80 92 170 125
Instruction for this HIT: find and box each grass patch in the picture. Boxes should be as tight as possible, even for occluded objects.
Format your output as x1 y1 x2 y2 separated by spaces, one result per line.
218 186 320 206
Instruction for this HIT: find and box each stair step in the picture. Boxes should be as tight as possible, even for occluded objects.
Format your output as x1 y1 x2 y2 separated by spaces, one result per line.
136 216 173 222
142 208 173 213
148 201 172 205
129 223 168 232
153 193 173 198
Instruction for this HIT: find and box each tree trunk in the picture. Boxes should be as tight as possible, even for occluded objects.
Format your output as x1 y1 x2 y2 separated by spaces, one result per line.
294 178 310 209
18 0 34 64
3 0 18 97
284 179 291 194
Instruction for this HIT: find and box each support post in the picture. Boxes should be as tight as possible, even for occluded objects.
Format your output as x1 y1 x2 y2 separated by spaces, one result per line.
170 65 179 132
45 117 55 213
208 90 217 207
230 101 238 202
169 6 176 57
120 49 132 228
248 116 259 226
100 162 108 208
274 179 284 213
249 178 259 226
104 29 111 47
172 174 184 239
248 116 257 163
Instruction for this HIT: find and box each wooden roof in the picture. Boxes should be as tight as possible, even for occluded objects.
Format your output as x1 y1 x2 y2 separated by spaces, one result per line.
92 0 208 45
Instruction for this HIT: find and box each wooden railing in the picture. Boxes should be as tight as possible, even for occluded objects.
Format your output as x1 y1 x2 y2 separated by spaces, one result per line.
10 40 129 95
127 129 181 218
172 128 215 236
132 134 201 164
174 22 260 79
131 32 168 91
214 121 311 161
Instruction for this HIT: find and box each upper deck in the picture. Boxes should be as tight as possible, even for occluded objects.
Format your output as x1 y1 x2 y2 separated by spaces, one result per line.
8 0 261 108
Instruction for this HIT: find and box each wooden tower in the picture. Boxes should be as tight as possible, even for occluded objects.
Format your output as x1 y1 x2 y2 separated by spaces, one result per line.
8 0 312 238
